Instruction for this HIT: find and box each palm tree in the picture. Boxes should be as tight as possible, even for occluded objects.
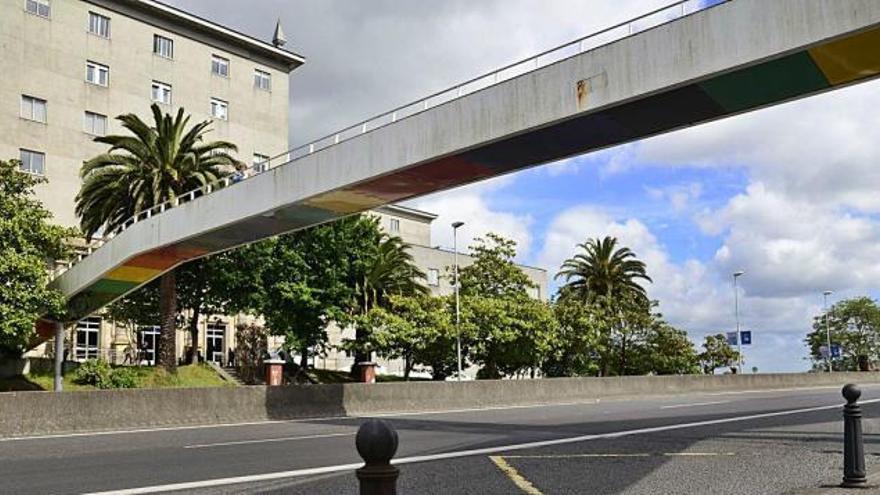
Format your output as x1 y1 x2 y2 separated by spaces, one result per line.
76 104 238 372
556 236 652 376
359 235 428 313
555 236 652 304
354 234 427 364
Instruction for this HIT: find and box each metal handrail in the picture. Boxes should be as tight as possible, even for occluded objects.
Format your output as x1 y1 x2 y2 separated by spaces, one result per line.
55 0 726 278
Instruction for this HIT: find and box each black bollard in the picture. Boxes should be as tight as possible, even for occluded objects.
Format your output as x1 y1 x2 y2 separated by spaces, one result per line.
842 384 867 488
356 419 400 495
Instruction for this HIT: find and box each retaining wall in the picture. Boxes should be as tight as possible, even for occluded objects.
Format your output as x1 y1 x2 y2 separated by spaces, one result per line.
1 372 877 438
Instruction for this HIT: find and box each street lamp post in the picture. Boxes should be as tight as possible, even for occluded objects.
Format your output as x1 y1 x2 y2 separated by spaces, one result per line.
824 290 833 373
452 221 465 381
733 271 745 373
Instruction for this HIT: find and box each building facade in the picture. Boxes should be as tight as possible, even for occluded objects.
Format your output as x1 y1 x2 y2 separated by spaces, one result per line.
2 0 302 364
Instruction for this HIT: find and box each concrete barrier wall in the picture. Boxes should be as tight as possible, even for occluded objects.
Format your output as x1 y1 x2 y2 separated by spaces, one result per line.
1 372 878 438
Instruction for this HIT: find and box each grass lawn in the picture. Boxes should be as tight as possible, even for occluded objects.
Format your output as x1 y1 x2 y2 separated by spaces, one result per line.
2 363 232 392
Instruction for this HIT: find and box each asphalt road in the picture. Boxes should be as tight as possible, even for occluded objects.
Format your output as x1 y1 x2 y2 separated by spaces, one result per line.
3 384 880 494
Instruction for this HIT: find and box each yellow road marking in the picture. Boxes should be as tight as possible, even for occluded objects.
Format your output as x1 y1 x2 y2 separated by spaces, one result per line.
489 455 544 495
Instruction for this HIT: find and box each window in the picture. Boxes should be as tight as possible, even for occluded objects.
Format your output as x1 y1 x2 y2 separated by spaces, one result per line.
427 268 440 287
153 34 173 59
84 111 107 136
75 317 101 361
25 0 50 17
151 81 171 105
253 153 270 173
19 149 45 175
20 95 47 123
389 218 400 233
211 55 229 77
86 61 109 86
210 98 228 120
88 12 110 37
254 69 271 90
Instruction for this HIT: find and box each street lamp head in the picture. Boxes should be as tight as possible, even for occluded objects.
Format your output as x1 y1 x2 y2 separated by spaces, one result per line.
451 221 464 229
733 270 745 278
823 290 833 296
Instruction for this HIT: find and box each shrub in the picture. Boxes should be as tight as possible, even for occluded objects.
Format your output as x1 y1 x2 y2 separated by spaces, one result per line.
72 359 112 387
71 359 139 389
108 367 138 388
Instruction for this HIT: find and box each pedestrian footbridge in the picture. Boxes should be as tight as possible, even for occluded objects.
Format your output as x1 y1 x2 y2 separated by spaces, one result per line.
46 0 880 330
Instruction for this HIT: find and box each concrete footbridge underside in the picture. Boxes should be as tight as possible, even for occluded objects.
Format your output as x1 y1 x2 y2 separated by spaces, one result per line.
45 0 880 330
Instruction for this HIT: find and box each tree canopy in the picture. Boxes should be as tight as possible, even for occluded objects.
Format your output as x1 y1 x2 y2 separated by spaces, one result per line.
0 160 75 357
805 297 880 371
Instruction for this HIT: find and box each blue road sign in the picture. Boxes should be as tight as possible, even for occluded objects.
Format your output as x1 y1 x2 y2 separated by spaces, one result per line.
831 344 841 358
741 331 752 345
726 332 738 346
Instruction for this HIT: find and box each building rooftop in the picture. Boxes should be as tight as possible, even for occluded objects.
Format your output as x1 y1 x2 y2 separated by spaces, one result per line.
91 0 306 71
376 204 439 222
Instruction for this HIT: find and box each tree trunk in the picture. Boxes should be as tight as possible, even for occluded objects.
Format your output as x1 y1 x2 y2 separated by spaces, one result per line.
403 353 412 381
157 271 178 373
188 297 202 365
299 346 308 370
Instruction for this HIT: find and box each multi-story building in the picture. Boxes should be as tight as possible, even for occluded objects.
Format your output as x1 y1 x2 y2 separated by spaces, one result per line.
3 0 548 376
1 0 302 226
2 0 303 364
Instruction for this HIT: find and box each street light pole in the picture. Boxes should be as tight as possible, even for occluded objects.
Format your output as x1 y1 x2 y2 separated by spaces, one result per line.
452 221 464 381
824 290 833 373
733 271 744 373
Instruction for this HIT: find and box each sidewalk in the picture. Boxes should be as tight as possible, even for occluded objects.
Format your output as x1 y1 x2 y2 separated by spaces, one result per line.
788 471 880 494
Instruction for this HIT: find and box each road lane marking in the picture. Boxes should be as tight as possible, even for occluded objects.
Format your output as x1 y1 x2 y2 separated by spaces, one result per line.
82 399 880 495
184 432 356 449
489 456 544 495
660 400 730 409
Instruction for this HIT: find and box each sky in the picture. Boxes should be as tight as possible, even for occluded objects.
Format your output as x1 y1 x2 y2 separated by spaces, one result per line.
163 0 880 373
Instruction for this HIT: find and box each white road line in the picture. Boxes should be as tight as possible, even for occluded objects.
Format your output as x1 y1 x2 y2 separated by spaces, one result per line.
82 398 880 495
184 432 355 449
660 400 730 409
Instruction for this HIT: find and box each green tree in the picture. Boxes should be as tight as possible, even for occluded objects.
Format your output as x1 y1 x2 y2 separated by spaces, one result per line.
459 233 536 299
0 159 75 357
542 297 605 377
254 215 384 370
632 322 700 375
76 105 238 372
805 297 880 371
455 233 553 379
699 333 740 374
461 295 556 379
364 294 455 380
555 236 651 304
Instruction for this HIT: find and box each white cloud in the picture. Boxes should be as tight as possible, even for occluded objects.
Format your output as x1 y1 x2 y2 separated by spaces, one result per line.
535 204 841 372
410 179 533 259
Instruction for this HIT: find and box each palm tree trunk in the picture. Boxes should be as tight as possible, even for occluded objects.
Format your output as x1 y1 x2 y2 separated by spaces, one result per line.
188 297 202 365
157 271 178 373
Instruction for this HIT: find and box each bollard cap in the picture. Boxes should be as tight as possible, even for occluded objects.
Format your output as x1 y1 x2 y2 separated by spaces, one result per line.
842 383 861 404
356 419 399 465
